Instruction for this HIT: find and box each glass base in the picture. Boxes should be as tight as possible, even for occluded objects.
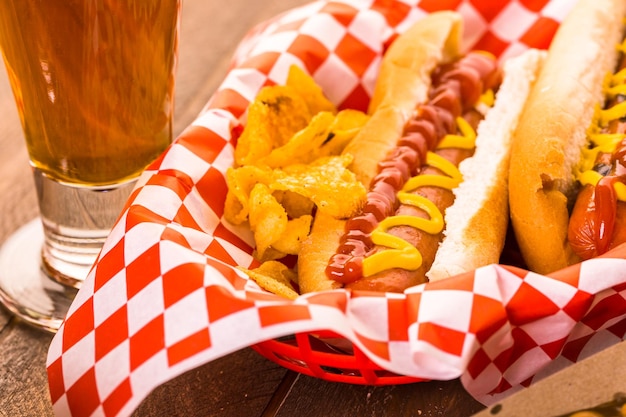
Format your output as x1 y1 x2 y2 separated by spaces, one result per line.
0 219 77 333
34 168 136 288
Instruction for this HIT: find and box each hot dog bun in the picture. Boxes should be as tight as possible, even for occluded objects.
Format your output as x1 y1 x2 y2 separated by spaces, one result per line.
298 12 463 294
298 12 544 293
508 0 626 274
427 49 546 281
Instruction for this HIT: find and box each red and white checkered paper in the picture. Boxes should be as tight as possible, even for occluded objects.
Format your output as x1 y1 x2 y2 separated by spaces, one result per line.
46 1 626 416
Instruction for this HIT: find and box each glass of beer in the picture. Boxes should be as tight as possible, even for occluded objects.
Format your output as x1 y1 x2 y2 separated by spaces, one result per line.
0 0 181 331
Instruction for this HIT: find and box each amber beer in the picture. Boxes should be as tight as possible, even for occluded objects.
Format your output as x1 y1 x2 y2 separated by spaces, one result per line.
0 0 180 186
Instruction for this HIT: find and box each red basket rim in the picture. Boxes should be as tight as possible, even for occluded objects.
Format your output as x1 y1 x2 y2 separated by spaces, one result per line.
252 331 424 385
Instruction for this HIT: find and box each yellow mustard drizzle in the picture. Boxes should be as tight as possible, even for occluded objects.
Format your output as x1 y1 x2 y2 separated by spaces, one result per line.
478 88 495 107
361 116 477 277
576 41 626 202
438 116 476 149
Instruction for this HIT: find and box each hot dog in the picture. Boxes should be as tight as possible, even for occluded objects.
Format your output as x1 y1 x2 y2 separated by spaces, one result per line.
508 0 626 274
297 12 546 294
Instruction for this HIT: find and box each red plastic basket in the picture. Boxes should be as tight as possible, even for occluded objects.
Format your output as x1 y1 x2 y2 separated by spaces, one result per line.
252 331 423 385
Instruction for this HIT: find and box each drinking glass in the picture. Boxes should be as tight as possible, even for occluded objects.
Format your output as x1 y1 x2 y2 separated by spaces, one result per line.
0 0 181 332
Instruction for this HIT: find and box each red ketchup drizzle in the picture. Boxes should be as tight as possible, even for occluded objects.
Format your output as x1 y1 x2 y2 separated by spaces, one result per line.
325 52 500 284
594 176 620 254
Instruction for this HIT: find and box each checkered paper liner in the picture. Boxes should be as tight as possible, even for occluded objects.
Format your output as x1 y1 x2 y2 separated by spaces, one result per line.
45 0 626 416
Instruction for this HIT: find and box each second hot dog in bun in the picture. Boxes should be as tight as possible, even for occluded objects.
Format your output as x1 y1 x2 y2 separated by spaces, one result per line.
508 0 626 275
298 12 545 293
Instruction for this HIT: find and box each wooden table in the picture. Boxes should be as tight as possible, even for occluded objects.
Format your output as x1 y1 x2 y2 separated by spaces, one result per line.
0 1 486 415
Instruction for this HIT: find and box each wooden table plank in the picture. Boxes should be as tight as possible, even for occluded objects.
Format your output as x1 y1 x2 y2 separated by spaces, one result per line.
272 374 485 417
132 348 289 417
0 322 55 416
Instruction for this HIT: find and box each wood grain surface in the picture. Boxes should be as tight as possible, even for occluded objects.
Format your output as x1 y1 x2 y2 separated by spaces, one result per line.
0 1 485 416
